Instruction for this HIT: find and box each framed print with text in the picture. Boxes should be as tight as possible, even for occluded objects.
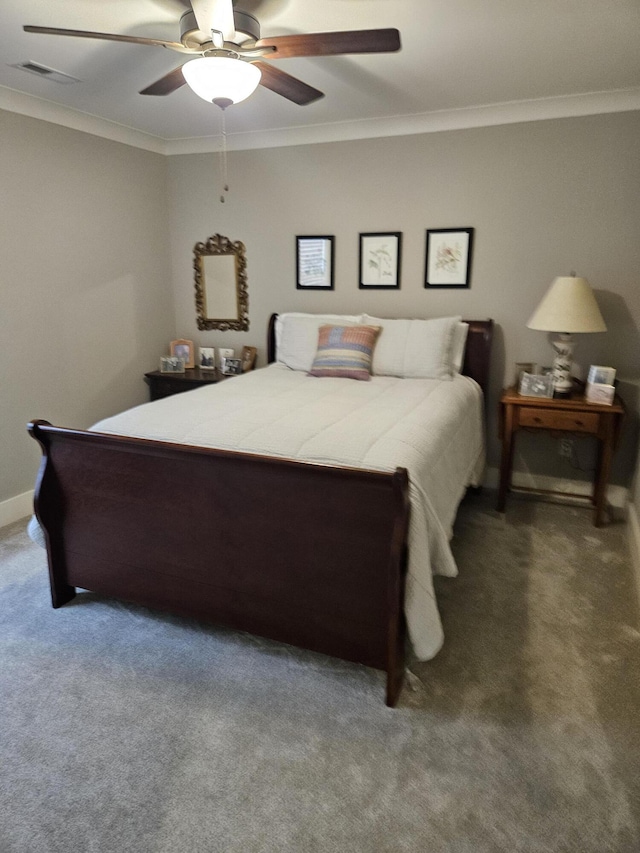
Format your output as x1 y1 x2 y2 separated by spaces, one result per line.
425 228 474 288
296 236 334 290
359 232 402 289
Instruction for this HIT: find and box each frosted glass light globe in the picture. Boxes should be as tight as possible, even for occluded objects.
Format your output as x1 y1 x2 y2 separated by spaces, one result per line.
182 57 261 105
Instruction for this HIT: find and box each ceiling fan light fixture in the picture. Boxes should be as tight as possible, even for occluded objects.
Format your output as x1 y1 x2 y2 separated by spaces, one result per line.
182 56 261 105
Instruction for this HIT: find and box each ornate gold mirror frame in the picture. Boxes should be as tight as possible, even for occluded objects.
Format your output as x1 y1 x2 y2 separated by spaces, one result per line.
194 234 249 332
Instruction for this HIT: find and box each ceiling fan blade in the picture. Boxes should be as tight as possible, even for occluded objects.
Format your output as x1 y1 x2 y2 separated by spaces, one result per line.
256 28 401 59
140 66 187 96
253 62 323 106
190 0 235 41
23 25 191 54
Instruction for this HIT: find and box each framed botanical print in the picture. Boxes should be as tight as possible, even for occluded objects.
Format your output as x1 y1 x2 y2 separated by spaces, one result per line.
425 228 474 288
359 232 402 289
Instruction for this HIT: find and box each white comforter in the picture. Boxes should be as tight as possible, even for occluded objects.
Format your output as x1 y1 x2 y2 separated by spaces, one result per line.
92 364 485 660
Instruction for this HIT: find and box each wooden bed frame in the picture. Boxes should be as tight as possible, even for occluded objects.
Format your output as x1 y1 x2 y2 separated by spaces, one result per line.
28 316 493 706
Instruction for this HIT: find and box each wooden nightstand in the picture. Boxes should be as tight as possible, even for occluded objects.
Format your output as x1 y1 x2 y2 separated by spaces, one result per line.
498 387 625 526
144 367 226 401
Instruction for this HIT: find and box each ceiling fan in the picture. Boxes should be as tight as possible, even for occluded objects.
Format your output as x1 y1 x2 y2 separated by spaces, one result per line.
24 0 401 107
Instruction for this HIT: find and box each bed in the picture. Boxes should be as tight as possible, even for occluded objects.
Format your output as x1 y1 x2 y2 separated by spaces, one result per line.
28 312 493 706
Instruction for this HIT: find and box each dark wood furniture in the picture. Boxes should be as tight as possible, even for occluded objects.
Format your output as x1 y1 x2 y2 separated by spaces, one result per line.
28 316 493 706
498 387 625 526
145 367 225 401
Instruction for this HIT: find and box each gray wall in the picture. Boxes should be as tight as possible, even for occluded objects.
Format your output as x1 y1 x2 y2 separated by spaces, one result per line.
0 110 174 503
1 108 638 508
167 111 640 484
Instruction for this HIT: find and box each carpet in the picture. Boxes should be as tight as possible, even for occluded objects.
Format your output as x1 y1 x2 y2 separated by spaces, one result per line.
1 492 639 852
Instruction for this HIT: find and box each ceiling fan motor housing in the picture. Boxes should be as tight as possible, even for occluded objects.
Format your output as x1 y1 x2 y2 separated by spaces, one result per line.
179 8 260 49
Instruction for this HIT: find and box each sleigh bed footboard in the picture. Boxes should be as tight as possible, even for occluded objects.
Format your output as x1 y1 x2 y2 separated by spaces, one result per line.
28 420 410 706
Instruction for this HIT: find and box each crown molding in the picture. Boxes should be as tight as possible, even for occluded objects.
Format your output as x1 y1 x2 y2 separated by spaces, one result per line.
2 83 639 157
165 88 640 154
0 85 166 154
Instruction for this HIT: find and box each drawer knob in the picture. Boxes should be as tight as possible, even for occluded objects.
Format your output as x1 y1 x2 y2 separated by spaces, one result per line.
575 420 583 426
533 417 542 423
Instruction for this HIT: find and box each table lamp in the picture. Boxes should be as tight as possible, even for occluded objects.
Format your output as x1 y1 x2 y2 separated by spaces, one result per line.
526 274 607 397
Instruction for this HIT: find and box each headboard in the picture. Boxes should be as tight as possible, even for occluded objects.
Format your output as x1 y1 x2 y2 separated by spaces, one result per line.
267 314 493 397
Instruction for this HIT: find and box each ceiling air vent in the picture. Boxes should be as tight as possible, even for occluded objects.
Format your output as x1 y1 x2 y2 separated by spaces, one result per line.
11 61 80 84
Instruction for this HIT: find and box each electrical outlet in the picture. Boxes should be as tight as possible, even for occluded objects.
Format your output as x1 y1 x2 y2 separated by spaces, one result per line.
559 438 573 458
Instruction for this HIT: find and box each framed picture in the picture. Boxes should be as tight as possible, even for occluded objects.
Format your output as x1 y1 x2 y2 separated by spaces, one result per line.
587 365 616 386
515 362 536 388
198 346 216 371
519 372 554 398
170 339 195 369
359 232 402 289
221 356 243 376
159 356 185 374
296 236 334 290
425 227 474 288
586 382 615 405
218 347 234 368
241 346 257 372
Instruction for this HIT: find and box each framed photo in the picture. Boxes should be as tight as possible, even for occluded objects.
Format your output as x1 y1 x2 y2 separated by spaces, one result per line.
359 232 402 289
218 347 234 368
160 356 185 374
515 362 536 388
198 346 216 371
170 339 195 369
519 372 554 398
587 365 616 386
425 227 474 288
241 346 257 372
586 382 615 405
296 236 334 290
221 356 243 376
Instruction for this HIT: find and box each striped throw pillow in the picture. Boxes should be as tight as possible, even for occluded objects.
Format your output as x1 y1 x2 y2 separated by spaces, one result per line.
309 324 381 381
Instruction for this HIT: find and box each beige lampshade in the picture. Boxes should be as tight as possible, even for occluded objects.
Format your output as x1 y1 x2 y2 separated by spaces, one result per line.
526 276 607 333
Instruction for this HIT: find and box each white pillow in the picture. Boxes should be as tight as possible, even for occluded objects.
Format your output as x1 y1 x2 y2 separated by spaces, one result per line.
451 322 469 374
276 313 363 372
362 314 462 379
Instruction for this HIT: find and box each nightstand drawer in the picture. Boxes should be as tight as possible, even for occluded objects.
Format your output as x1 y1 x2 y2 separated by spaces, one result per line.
519 407 599 433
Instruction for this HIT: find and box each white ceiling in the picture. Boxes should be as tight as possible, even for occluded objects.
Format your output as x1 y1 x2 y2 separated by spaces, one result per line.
2 0 640 154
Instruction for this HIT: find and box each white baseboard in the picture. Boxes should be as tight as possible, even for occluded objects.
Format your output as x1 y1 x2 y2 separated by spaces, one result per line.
0 490 34 529
483 467 628 510
627 501 640 621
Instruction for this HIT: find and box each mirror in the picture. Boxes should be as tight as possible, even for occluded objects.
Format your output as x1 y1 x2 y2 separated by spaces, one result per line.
194 233 249 331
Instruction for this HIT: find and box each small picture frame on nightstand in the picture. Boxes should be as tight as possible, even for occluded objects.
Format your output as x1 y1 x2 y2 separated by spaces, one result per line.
221 357 243 376
241 346 257 372
586 382 615 405
160 356 185 374
170 339 195 369
218 347 234 368
199 346 216 371
515 362 536 387
587 365 616 386
519 372 554 398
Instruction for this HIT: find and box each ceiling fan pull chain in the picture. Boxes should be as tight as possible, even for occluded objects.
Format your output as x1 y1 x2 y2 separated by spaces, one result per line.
219 105 230 203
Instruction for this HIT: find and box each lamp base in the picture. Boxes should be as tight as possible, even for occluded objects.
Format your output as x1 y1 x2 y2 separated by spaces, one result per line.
551 333 574 398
